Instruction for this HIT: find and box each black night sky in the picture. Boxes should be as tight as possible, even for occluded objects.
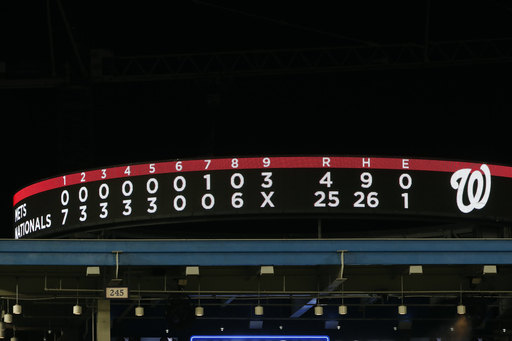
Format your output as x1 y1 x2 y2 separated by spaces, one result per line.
2 1 512 238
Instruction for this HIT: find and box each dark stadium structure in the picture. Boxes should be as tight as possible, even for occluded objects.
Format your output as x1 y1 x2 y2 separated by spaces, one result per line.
2 1 512 340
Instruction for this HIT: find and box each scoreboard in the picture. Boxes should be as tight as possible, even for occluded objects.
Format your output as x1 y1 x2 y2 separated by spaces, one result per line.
12 156 511 239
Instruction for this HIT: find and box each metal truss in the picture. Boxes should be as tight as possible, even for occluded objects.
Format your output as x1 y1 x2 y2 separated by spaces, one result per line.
99 38 512 82
1 38 511 88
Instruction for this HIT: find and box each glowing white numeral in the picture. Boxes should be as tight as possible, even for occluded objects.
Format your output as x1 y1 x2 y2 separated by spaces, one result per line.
100 202 108 218
122 181 133 196
101 169 107 179
202 194 215 209
328 191 340 207
361 172 372 188
99 184 109 200
122 200 132 216
174 176 186 192
149 164 155 173
81 172 86 182
79 187 88 203
263 157 271 167
367 192 379 207
61 209 68 225
314 191 339 207
354 192 365 207
319 172 333 188
232 192 243 208
147 197 157 213
79 205 87 221
399 174 412 190
61 190 69 206
232 158 239 168
402 193 409 209
125 166 131 176
204 160 211 169
174 195 186 211
354 192 379 208
176 161 183 171
314 191 326 207
261 172 273 188
147 178 158 194
231 173 244 189
204 174 211 190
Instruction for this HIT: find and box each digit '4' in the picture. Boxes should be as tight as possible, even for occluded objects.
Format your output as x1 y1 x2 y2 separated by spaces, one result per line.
319 172 332 187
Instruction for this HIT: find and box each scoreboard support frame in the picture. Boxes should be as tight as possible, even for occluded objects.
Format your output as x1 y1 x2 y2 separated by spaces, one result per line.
0 239 510 266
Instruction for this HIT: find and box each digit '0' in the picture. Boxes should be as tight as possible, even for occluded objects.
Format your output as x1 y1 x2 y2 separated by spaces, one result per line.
231 173 244 189
61 190 69 206
147 178 158 194
174 176 186 192
99 183 109 200
399 174 412 190
122 181 133 197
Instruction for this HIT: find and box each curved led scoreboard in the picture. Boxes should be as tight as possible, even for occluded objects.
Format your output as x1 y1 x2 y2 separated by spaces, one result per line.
12 156 512 239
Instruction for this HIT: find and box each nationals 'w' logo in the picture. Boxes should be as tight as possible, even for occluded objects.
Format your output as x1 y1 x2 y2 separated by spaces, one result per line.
450 164 491 213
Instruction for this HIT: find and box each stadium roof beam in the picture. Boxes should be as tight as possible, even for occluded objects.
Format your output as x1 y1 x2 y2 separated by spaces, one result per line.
2 239 512 266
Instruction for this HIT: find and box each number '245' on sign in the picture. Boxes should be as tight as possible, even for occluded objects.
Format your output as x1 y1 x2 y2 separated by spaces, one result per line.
105 286 130 299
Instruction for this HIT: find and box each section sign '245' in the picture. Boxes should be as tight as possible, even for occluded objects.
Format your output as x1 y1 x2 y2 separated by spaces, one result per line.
12 156 512 239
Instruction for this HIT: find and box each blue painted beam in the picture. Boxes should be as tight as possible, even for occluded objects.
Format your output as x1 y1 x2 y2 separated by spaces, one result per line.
0 239 511 266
